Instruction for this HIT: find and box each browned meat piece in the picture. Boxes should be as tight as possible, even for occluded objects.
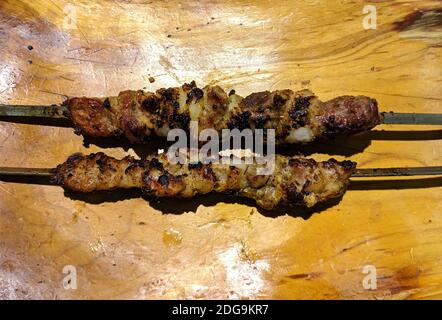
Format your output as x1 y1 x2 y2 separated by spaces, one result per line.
51 152 356 210
67 97 121 137
64 82 381 144
321 95 380 137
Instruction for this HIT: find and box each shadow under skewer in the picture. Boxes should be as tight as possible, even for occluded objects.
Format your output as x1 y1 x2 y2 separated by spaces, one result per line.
1 174 441 219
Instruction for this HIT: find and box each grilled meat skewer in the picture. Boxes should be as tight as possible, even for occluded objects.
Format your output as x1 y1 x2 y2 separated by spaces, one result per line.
2 153 441 210
51 152 356 210
63 81 381 144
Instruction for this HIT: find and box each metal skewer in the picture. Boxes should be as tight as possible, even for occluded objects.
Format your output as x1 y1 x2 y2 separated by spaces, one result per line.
381 112 442 125
352 166 442 177
1 104 442 125
1 166 442 178
0 167 53 177
0 105 68 118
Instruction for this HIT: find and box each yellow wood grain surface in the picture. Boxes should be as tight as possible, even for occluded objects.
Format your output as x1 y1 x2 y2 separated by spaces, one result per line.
0 0 441 299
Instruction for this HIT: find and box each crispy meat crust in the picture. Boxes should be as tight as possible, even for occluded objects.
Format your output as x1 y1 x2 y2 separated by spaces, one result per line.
64 82 381 144
51 152 356 210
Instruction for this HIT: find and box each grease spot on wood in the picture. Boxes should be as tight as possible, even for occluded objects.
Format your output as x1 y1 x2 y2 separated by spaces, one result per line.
162 228 183 246
390 265 421 295
394 9 442 32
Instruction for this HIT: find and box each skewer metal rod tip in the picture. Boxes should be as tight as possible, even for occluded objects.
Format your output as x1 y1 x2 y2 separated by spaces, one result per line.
381 112 442 125
0 167 53 177
353 166 442 177
0 105 68 118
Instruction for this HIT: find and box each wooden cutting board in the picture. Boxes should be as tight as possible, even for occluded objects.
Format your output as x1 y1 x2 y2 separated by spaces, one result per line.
0 0 441 299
